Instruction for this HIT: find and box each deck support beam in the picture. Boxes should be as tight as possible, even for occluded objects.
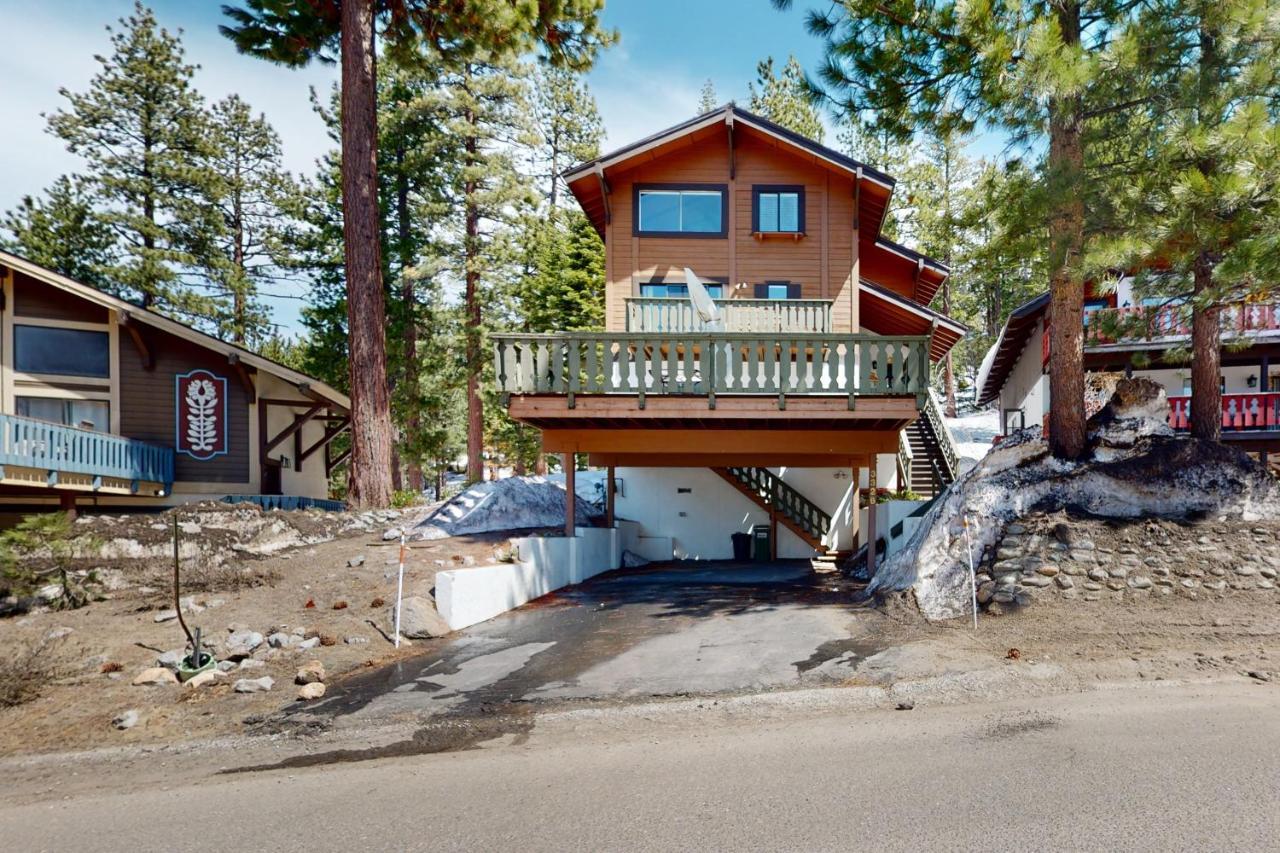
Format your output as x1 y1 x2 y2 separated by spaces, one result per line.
563 453 576 539
865 463 878 579
606 465 615 528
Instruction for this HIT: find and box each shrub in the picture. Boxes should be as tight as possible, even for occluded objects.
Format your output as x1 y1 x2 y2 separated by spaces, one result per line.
0 636 66 707
390 489 420 509
0 512 96 609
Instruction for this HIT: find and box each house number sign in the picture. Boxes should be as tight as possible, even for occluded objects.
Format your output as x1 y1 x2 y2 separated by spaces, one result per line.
175 369 228 460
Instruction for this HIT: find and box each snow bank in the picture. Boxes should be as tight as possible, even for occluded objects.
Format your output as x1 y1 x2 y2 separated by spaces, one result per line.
875 379 1280 620
945 407 1001 472
412 473 605 539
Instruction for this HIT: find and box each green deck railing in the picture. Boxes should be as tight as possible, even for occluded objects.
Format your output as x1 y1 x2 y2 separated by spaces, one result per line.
0 414 174 487
492 332 931 405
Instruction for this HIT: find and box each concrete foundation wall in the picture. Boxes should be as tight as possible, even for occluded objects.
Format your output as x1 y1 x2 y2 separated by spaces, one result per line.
436 521 640 631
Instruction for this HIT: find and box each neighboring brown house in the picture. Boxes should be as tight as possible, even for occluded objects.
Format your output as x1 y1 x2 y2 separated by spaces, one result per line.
0 250 349 514
492 105 967 571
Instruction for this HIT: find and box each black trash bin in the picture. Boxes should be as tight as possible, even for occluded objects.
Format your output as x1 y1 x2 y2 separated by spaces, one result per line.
731 531 751 561
751 524 772 561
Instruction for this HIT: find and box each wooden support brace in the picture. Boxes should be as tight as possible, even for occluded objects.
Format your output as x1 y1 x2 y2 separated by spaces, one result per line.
228 353 256 403
265 403 324 453
299 419 350 464
119 313 153 370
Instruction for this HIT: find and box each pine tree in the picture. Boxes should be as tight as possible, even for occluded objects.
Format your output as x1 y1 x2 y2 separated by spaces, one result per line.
47 2 223 323
531 65 603 209
222 0 615 508
2 176 115 288
204 95 296 346
836 119 912 239
1085 0 1280 442
774 0 1145 459
747 55 823 142
697 79 718 113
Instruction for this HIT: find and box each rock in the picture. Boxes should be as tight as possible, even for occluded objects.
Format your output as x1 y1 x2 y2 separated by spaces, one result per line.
1181 578 1200 589
297 637 321 651
1061 564 1085 576
1035 565 1059 577
1258 580 1276 590
985 602 1005 616
1129 577 1153 590
238 658 266 670
226 630 264 653
184 670 220 689
1248 670 1273 682
1107 566 1129 579
1021 575 1052 588
1055 575 1074 590
179 595 204 614
1084 593 1102 602
153 609 178 623
1205 580 1228 591
1106 581 1126 591
233 676 275 694
992 591 1014 604
295 661 326 685
35 584 64 603
44 626 75 642
347 555 366 568
1006 523 1027 535
1260 568 1277 580
156 649 186 672
1051 523 1073 545
344 636 369 645
297 682 326 701
621 550 650 569
1083 581 1103 591
112 710 139 731
217 660 237 673
390 595 451 639
382 528 403 541
179 521 201 535
976 582 996 604
132 667 177 686
1235 565 1257 576
267 632 297 649
1087 568 1110 583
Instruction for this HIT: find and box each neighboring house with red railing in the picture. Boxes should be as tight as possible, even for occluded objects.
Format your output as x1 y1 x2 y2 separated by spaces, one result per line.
977 280 1280 463
493 105 968 573
0 250 351 517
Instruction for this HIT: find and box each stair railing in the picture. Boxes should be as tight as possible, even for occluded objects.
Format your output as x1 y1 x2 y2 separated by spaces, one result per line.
921 391 960 485
897 430 914 489
726 466 831 541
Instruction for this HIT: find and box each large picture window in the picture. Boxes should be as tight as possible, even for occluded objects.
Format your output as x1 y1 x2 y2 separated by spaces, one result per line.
14 325 110 378
16 397 110 432
753 185 805 233
634 185 727 236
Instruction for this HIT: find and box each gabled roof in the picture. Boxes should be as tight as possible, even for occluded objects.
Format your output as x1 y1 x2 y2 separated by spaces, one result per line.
0 250 349 411
975 291 1050 406
859 279 967 362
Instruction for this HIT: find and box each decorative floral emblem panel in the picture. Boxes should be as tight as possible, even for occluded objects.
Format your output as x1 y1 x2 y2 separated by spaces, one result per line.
175 370 228 460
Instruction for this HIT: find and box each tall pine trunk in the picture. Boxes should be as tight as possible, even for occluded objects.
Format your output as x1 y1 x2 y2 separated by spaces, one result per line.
1046 0 1086 460
340 0 393 508
943 278 957 417
395 142 423 492
464 102 484 484
1189 23 1222 443
1190 251 1222 441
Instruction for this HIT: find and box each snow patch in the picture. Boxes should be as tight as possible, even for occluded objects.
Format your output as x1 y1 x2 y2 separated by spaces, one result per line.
412 473 605 539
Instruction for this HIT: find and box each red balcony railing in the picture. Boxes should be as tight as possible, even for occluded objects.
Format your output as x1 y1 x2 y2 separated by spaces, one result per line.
1087 302 1280 345
1167 392 1280 432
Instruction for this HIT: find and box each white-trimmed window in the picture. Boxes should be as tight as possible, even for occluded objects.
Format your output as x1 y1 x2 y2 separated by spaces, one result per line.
16 396 110 432
635 185 726 236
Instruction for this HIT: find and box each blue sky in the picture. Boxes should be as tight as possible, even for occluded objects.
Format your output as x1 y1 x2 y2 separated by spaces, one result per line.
0 1 900 335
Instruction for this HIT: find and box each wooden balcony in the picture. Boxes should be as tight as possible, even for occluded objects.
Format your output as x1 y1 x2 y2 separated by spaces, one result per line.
1085 302 1280 347
625 297 832 334
493 332 929 404
1167 392 1280 434
0 414 174 496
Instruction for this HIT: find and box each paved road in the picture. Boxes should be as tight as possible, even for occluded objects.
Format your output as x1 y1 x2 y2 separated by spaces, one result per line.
5 683 1277 851
303 562 884 733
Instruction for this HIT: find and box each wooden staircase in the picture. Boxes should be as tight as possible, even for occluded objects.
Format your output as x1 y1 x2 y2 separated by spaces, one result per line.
903 393 961 499
712 466 843 558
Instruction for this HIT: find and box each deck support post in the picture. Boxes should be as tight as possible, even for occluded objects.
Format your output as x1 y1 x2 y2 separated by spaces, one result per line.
865 463 878 579
58 492 77 520
563 453 576 539
606 465 616 528
1262 356 1270 392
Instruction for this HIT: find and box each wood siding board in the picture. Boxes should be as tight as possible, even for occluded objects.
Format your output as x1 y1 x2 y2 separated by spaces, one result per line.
11 272 109 323
117 328 250 483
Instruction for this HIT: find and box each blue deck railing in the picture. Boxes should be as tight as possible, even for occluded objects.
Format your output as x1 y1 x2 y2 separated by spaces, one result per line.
0 413 174 488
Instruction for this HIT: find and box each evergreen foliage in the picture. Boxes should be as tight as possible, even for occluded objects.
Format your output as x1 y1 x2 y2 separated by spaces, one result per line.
747 55 823 142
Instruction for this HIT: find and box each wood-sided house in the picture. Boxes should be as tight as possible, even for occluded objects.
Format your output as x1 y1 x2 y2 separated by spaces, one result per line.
0 250 350 516
492 105 967 573
978 278 1280 468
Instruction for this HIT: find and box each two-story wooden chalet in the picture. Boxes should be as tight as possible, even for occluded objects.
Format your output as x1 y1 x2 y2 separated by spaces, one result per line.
0 250 350 518
978 278 1280 470
493 105 967 573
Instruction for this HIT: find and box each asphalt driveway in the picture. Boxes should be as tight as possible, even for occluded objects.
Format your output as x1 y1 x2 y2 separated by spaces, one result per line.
290 561 888 735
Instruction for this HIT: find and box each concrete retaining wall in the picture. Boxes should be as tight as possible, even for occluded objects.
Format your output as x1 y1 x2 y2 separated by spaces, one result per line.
436 521 640 631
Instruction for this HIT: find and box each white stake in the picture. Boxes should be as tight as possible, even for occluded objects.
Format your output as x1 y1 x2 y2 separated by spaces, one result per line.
393 533 406 648
962 515 978 631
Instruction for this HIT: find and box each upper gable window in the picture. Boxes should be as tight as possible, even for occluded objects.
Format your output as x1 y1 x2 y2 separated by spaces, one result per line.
14 325 110 378
635 185 727 237
753 185 805 233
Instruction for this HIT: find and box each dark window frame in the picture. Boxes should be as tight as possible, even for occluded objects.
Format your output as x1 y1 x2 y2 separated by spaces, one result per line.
637 275 729 299
753 281 803 300
751 184 806 234
632 183 729 238
13 324 111 378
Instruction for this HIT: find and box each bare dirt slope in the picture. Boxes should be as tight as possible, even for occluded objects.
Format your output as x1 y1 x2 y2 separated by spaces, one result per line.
0 502 544 756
